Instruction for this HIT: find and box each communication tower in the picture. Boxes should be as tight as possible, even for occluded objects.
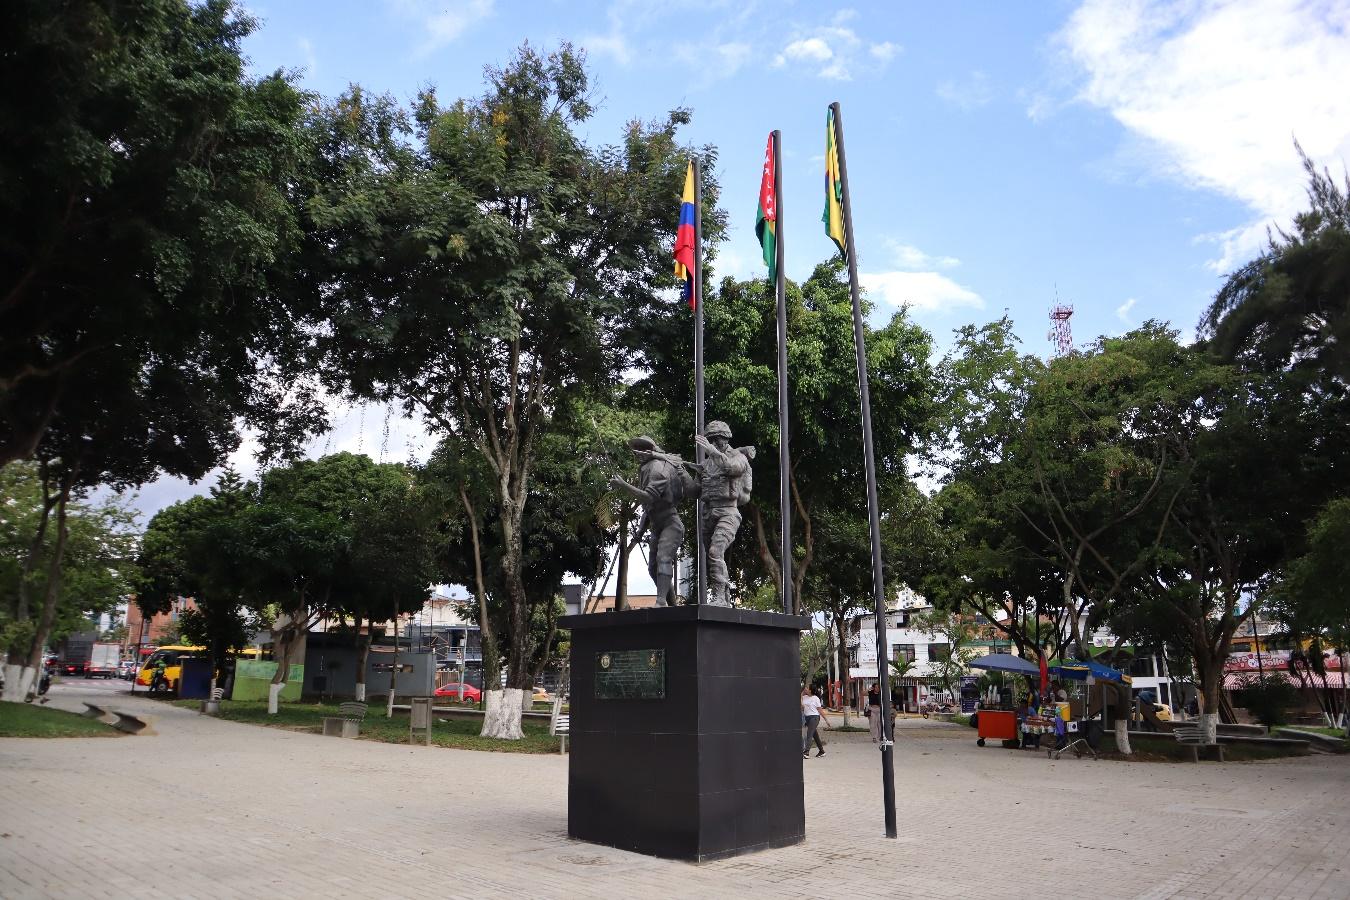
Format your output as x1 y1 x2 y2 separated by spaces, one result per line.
1048 302 1074 357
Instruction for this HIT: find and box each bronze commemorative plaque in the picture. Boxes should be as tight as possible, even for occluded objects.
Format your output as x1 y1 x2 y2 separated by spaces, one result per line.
594 648 665 700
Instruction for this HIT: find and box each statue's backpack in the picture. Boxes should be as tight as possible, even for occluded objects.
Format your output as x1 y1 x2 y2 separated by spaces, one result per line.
733 446 756 505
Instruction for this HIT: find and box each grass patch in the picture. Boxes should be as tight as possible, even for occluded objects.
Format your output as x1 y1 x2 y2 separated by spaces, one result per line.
1275 725 1348 739
1101 733 1311 762
172 699 560 753
0 701 119 738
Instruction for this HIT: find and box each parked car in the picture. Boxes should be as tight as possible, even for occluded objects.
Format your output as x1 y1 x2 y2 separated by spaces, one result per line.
434 683 482 702
118 660 138 680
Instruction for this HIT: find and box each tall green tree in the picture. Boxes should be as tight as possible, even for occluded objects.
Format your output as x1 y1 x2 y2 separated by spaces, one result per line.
1200 149 1350 382
137 474 259 689
310 45 724 736
233 454 440 712
1 0 330 469
1 461 138 701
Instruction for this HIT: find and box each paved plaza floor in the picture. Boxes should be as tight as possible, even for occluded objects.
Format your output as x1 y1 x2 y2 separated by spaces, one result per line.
2 681 1347 899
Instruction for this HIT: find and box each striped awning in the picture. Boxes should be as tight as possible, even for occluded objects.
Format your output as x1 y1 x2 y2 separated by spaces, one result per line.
1224 671 1346 690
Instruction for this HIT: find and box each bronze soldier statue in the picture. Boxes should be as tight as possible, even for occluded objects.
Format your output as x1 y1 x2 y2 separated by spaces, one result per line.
608 436 695 606
691 420 754 607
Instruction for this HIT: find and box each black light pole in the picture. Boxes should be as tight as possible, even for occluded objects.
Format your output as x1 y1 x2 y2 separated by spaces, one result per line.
771 130 792 617
831 100 897 838
693 158 707 606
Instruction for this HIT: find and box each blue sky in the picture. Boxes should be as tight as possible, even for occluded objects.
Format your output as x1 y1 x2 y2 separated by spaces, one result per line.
122 1 1350 572
239 0 1350 354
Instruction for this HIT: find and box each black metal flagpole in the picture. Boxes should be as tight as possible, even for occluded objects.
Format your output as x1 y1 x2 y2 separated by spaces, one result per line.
831 100 897 839
693 158 707 606
772 130 792 617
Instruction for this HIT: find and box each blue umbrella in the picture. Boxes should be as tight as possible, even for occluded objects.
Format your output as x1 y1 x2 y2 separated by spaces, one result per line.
968 653 1040 676
1049 659 1131 684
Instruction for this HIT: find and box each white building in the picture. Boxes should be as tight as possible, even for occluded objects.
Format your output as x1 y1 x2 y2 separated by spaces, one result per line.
847 590 954 712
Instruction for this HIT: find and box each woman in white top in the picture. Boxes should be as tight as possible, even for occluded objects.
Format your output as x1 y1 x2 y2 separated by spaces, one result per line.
801 686 830 758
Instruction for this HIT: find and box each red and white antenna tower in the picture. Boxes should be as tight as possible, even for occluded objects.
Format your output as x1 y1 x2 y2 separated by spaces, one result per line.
1048 300 1074 357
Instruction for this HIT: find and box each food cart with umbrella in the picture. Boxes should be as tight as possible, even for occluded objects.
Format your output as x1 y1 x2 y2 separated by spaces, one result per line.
1043 659 1132 758
967 653 1041 748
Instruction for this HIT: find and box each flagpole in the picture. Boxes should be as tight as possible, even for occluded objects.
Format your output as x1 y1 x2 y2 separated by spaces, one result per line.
831 100 897 839
771 130 792 617
693 158 707 606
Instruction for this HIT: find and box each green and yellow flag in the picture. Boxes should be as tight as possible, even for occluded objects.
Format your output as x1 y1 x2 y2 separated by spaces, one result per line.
823 107 846 259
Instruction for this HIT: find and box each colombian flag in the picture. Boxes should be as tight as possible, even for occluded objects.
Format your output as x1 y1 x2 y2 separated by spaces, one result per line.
755 134 777 282
823 108 847 260
674 162 697 309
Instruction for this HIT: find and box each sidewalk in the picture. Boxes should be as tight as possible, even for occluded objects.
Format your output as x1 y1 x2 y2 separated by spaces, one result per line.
2 681 1347 899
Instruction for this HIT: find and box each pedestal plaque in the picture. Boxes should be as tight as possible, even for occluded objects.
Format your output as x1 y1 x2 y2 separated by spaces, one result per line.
560 605 810 862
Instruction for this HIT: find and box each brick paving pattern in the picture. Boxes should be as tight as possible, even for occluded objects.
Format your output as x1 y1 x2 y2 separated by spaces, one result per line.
2 683 1346 899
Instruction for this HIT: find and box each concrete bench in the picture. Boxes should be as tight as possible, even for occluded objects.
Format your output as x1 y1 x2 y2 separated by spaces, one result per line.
322 701 367 738
1173 724 1224 762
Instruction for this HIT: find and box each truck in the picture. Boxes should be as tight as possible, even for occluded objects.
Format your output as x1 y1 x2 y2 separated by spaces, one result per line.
57 632 96 676
86 642 120 679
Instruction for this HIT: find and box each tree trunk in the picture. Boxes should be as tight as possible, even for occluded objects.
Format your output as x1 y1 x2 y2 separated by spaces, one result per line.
3 476 72 703
482 687 525 740
462 485 512 738
354 614 370 702
268 607 304 714
834 614 852 727
1197 667 1222 744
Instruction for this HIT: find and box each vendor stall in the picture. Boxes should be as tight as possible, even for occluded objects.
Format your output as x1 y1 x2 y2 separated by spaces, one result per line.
969 653 1042 749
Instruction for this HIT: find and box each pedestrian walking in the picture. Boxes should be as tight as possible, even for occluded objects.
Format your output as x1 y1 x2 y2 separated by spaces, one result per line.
864 683 882 743
801 686 830 758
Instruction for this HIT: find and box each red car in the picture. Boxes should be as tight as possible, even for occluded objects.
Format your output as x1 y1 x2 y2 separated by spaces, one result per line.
434 683 481 702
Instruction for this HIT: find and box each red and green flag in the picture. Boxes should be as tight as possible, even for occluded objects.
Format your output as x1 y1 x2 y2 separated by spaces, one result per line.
755 134 777 282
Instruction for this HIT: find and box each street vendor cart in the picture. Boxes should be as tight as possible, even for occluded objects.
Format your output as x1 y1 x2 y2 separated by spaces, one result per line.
968 653 1043 749
975 708 1018 747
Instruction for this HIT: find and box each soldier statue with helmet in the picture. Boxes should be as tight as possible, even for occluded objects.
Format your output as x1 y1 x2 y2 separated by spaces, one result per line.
690 420 755 607
610 420 754 607
607 436 695 606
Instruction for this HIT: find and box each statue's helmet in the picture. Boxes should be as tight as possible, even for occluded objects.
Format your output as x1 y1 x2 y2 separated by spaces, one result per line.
628 435 661 453
704 420 732 439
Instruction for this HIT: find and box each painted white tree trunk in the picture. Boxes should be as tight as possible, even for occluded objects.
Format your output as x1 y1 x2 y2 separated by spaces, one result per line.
386 688 395 718
2 664 37 703
354 683 366 702
1199 712 1219 744
480 688 525 739
267 682 283 715
1114 718 1132 755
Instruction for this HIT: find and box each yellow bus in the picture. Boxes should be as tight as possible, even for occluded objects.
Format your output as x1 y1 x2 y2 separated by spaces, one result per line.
136 645 262 693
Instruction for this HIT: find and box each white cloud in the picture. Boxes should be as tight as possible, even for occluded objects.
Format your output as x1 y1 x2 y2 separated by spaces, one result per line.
780 37 833 63
583 31 632 65
773 22 899 81
1058 0 1350 272
936 70 994 110
859 271 984 313
870 41 900 62
298 37 317 76
388 0 494 55
885 239 960 270
1116 297 1137 322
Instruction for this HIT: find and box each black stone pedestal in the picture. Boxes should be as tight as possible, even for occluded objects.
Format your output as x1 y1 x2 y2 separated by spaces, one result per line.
559 605 810 862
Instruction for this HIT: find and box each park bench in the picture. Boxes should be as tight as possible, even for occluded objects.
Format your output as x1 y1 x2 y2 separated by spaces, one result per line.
549 695 569 754
1172 723 1224 762
322 701 367 738
82 702 155 735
